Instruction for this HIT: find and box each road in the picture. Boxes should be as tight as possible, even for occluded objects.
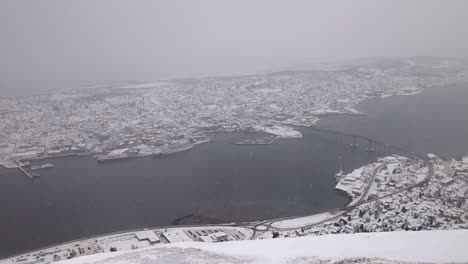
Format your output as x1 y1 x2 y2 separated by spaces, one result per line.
0 160 434 260
248 160 434 237
248 162 387 235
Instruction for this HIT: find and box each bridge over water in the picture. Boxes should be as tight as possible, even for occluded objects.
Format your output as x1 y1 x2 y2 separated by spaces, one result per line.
301 126 416 157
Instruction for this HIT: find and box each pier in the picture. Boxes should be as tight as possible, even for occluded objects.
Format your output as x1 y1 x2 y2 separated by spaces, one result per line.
233 126 414 156
18 166 35 180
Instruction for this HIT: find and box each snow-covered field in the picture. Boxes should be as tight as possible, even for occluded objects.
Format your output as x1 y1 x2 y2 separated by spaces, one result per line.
118 82 171 89
270 212 338 229
263 125 302 138
57 230 468 264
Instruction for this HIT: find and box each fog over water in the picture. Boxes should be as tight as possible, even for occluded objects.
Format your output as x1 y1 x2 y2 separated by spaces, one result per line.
1 0 468 96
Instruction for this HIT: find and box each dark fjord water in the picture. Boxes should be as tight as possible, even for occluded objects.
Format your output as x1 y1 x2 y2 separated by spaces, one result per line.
317 84 468 156
0 83 467 257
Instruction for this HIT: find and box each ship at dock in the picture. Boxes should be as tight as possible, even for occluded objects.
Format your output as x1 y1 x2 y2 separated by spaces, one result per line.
335 156 344 183
335 169 344 183
161 143 194 155
95 153 131 162
30 163 54 171
94 147 133 162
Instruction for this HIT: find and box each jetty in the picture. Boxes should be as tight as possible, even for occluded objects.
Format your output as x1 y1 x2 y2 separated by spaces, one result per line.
18 166 35 180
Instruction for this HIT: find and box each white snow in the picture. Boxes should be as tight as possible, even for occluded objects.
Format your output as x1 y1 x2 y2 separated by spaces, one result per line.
56 230 468 264
336 167 364 197
263 125 302 138
109 148 128 155
255 88 282 93
415 167 429 182
161 230 193 243
380 163 400 175
344 107 363 115
135 231 160 243
119 82 171 89
271 212 337 229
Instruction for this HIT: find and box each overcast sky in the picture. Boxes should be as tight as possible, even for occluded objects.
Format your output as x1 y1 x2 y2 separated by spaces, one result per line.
1 0 468 96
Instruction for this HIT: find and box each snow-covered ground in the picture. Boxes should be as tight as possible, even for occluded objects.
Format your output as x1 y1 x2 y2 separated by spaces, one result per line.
119 82 171 89
270 212 339 229
462 156 468 163
57 230 468 264
263 125 302 138
335 167 366 200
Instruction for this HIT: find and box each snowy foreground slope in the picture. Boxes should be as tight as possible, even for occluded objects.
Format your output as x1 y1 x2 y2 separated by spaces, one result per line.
58 230 468 264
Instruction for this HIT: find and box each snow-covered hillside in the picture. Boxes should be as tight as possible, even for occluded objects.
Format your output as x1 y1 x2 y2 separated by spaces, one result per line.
58 230 468 264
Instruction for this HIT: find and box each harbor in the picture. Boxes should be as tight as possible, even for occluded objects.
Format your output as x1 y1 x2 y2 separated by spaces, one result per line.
30 164 54 171
17 165 38 180
0 84 467 258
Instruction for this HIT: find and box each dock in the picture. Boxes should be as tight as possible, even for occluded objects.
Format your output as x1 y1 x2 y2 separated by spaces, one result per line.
18 166 35 180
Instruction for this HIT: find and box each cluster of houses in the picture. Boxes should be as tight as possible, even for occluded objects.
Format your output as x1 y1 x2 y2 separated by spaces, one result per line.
1 58 459 168
270 154 467 239
0 227 252 264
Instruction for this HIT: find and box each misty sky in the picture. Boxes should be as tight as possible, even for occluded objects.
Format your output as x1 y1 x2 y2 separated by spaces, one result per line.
1 0 468 96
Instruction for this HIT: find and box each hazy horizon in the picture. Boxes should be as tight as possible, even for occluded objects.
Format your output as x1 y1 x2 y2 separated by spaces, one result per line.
1 0 468 96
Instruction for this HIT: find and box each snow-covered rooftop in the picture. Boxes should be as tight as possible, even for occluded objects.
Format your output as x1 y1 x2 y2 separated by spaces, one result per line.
55 230 468 264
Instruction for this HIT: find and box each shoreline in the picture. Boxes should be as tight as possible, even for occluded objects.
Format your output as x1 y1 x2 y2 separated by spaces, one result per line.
0 90 429 260
0 84 464 261
0 86 429 170
0 153 434 262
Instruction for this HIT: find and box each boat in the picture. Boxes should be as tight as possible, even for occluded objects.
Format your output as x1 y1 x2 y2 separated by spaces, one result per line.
335 169 344 182
152 151 162 157
350 136 359 148
365 139 376 152
96 153 130 162
335 156 344 182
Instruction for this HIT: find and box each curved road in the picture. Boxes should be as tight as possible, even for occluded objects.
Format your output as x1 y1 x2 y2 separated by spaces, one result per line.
248 159 434 237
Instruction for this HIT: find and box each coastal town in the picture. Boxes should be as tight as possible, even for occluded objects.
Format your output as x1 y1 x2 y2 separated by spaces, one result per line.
1 153 466 264
3 0 468 262
257 154 468 238
1 58 468 263
1 58 467 170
